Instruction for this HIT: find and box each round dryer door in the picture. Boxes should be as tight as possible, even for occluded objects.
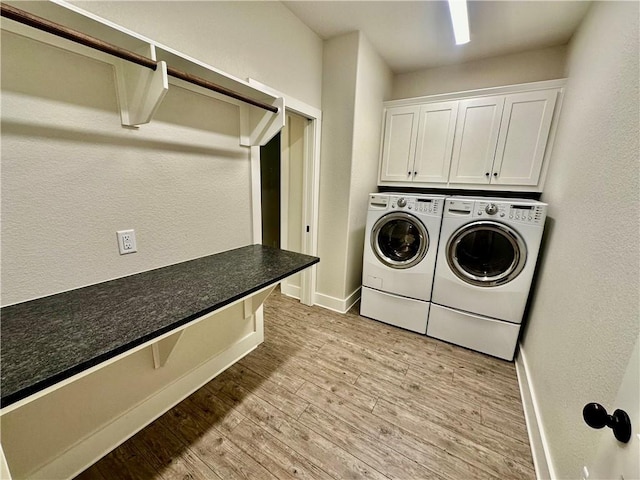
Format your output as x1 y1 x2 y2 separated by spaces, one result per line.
371 212 429 269
447 220 527 287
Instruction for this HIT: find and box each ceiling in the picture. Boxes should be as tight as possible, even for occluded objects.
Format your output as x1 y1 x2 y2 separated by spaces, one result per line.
283 1 591 73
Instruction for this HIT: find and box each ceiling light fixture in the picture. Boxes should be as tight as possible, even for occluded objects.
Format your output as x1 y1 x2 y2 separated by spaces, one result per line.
448 0 470 45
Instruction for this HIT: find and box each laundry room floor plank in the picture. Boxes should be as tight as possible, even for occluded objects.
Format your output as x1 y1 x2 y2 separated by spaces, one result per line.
296 381 499 480
404 366 527 425
159 400 279 480
74 289 535 480
371 399 535 479
127 418 221 480
298 402 444 480
244 330 363 385
214 363 311 419
226 418 335 480
213 379 390 480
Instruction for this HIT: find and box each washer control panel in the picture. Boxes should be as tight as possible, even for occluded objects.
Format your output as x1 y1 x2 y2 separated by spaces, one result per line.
485 203 499 215
390 196 443 215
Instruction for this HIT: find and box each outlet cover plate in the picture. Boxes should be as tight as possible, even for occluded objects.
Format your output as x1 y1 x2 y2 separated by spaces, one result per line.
117 229 137 255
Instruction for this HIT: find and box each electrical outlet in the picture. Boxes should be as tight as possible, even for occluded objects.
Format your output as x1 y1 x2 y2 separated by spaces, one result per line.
117 229 137 255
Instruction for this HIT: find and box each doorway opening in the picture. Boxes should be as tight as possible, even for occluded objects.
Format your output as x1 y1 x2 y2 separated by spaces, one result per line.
259 112 309 301
249 79 322 307
260 132 281 249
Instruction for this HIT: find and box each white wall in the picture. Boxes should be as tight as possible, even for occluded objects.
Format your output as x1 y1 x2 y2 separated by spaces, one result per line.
1 31 251 305
346 34 393 297
1 2 323 305
392 45 567 100
317 32 359 302
520 2 639 478
316 31 393 309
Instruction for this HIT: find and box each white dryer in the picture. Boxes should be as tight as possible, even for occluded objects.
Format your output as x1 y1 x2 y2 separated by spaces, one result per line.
429 196 547 360
360 193 445 333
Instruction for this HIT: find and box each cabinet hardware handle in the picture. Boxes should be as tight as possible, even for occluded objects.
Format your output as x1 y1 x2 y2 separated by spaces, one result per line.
493 172 498 177
485 172 490 177
414 171 417 176
408 172 411 176
583 402 632 443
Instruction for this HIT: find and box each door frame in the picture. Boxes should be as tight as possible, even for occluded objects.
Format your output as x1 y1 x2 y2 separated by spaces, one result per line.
248 79 321 306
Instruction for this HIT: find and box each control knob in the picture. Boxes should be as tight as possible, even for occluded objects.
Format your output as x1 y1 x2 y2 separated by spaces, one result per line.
397 198 407 208
485 203 498 215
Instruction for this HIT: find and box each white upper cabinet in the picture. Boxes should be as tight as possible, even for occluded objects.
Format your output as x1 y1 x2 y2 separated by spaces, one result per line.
377 80 565 192
449 96 505 185
379 105 420 182
414 102 458 183
492 89 559 186
379 101 458 184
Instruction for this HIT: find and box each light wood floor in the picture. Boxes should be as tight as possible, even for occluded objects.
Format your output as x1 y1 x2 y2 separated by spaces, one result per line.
76 290 535 480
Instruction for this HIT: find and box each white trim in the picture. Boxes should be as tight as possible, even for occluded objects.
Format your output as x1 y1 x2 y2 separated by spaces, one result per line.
248 79 321 307
385 79 567 108
515 345 556 480
280 117 291 253
314 287 361 314
250 145 263 244
281 282 301 300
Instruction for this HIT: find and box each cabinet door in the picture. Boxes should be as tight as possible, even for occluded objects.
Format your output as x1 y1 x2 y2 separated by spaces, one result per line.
413 101 458 183
449 96 505 184
492 89 558 186
379 105 420 182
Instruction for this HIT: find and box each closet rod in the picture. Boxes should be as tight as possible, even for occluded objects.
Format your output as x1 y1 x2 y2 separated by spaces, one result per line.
1 3 279 114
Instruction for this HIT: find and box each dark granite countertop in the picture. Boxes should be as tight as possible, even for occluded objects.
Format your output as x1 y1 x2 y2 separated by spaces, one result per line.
0 244 319 408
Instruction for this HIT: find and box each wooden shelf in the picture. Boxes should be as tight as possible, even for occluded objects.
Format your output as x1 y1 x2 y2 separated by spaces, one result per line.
1 0 284 146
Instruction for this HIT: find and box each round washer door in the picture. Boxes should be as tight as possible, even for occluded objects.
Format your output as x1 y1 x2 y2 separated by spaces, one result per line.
447 220 527 287
371 212 429 269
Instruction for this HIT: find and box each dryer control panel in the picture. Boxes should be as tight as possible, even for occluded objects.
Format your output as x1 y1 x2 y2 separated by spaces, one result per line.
389 196 443 216
444 199 546 225
475 201 546 225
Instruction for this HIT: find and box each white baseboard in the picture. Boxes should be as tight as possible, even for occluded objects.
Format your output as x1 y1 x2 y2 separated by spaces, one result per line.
515 344 556 480
314 287 361 314
281 283 301 300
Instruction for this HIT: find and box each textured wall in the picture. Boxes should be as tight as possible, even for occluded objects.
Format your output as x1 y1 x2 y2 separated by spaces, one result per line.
520 2 639 478
72 1 323 108
346 34 393 298
1 2 323 305
316 31 392 305
317 32 359 301
1 31 251 305
392 45 568 100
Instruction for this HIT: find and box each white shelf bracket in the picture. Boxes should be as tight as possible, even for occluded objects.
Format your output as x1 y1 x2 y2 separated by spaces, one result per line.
114 44 168 127
151 330 184 369
243 297 253 319
240 97 285 147
0 443 13 480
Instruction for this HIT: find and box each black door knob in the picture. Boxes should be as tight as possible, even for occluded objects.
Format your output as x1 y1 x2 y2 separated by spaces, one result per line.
583 402 632 443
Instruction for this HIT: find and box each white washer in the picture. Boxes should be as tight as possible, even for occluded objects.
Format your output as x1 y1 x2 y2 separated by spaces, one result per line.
429 196 547 360
360 193 445 333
